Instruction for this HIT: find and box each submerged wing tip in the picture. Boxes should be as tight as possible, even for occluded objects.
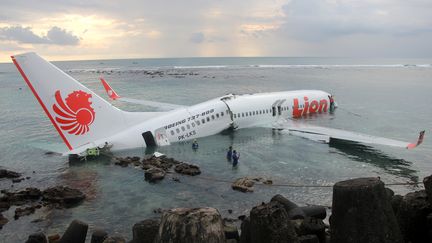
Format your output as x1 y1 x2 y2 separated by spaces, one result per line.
406 130 425 149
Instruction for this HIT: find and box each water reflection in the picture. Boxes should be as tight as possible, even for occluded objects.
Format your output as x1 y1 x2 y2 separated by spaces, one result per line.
329 138 418 182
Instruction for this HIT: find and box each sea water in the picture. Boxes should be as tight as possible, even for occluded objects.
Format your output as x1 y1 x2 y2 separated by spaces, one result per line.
1 57 431 241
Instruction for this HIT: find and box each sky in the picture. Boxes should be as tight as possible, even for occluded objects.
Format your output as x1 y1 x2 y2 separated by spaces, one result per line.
1 0 432 62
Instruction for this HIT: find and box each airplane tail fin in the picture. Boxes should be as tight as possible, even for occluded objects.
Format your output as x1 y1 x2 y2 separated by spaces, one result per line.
100 77 121 100
407 130 425 149
12 52 128 151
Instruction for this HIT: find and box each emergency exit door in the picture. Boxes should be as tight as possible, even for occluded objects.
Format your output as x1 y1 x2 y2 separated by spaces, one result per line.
142 131 157 147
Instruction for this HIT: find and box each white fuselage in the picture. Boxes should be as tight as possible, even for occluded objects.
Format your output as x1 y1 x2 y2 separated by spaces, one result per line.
105 90 332 151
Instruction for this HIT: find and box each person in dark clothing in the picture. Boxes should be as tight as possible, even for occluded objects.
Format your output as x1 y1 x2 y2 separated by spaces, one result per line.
226 146 233 161
192 139 199 150
328 95 335 112
232 150 240 167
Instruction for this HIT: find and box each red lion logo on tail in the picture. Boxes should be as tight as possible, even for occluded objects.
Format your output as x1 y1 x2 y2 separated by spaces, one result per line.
53 90 95 135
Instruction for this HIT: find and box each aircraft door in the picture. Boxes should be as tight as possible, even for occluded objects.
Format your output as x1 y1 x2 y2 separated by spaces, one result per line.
154 127 171 146
142 131 157 147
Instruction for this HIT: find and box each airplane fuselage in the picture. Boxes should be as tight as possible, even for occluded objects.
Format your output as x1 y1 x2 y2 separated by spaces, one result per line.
106 90 332 151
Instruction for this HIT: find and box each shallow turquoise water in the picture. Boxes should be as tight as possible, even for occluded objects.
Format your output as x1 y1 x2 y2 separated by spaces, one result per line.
0 57 431 241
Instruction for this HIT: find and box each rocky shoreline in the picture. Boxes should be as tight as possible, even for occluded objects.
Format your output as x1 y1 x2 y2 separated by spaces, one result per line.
16 174 432 243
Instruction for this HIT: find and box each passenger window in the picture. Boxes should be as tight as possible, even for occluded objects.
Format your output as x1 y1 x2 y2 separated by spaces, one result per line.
170 130 175 135
242 113 245 117
181 126 185 131
196 120 201 125
202 118 205 124
234 114 236 118
192 123 195 127
211 115 215 120
187 124 190 129
249 112 252 116
206 117 210 122
216 113 219 118
221 112 224 116
176 128 180 133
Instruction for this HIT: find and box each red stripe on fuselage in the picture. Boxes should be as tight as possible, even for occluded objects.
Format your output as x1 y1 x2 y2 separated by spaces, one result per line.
11 56 73 150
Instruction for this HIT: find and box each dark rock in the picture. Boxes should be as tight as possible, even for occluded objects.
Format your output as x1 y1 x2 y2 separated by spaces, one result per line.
0 169 21 178
172 177 180 182
153 208 165 214
0 201 10 212
427 213 432 242
26 232 47 243
12 177 24 183
298 234 319 243
394 190 432 243
330 177 402 243
239 216 251 243
132 218 160 243
298 217 325 243
59 219 88 243
144 167 166 182
228 209 233 214
248 201 299 243
270 194 299 212
391 194 403 214
48 234 60 243
424 175 432 205
15 205 38 219
224 224 239 240
102 236 126 243
174 163 201 176
2 187 42 206
299 206 327 220
154 207 225 243
0 213 8 229
142 156 178 171
287 207 306 220
91 229 108 243
42 186 85 208
238 215 246 221
386 188 395 201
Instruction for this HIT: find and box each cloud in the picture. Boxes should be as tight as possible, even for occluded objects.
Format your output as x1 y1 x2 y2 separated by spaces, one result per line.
278 0 432 42
190 32 205 44
0 26 79 45
46 26 80 45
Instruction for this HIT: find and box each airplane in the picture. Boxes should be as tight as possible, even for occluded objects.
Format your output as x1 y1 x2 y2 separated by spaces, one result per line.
11 52 425 156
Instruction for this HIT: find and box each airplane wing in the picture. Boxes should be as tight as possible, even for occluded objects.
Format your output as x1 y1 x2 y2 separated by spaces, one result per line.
100 78 186 111
274 119 425 149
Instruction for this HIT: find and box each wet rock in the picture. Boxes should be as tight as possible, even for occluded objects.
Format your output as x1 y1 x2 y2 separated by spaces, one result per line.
59 219 88 243
174 163 201 176
298 217 326 243
239 216 251 243
42 186 85 208
288 207 306 220
2 187 42 206
14 205 40 219
132 218 160 243
0 213 8 229
26 232 47 243
248 201 299 243
47 234 60 243
270 194 306 219
91 229 108 243
0 169 21 178
154 207 225 243
330 177 402 243
142 156 178 171
232 177 255 192
224 224 239 241
144 167 166 182
114 156 141 167
394 190 432 243
12 177 25 183
423 175 432 205
0 201 10 212
299 206 327 220
102 236 126 243
298 234 319 243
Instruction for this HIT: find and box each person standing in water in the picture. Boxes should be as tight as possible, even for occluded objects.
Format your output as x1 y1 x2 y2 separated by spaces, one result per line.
192 139 199 150
226 146 233 162
232 150 240 167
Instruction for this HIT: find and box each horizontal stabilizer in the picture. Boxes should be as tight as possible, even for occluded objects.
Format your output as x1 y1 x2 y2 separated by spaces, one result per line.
100 78 185 111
